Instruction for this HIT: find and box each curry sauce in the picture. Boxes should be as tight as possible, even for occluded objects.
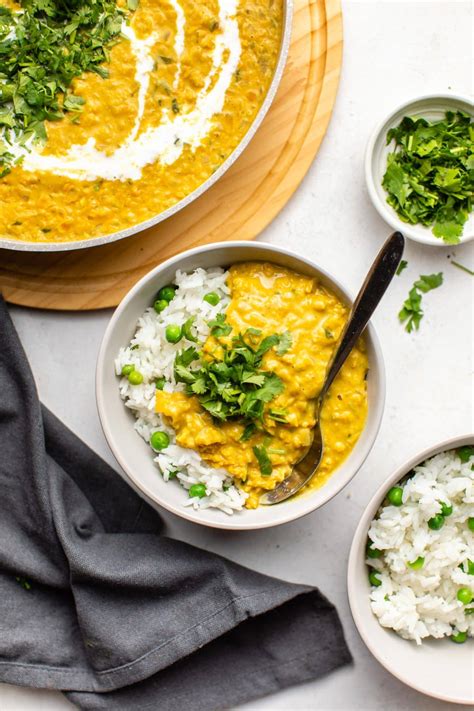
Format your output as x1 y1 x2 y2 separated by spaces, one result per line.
155 262 368 508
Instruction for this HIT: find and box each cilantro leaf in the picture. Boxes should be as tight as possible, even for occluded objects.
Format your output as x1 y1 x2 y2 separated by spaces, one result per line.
208 313 232 337
253 445 273 476
399 273 443 333
396 259 408 276
240 423 257 441
275 330 292 355
414 273 443 292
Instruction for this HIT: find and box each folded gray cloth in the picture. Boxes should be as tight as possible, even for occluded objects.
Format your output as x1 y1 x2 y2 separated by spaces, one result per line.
0 297 352 710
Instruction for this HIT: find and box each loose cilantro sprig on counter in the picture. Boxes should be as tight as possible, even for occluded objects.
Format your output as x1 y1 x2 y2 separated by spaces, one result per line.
174 322 292 425
0 0 129 176
399 272 443 332
382 111 473 244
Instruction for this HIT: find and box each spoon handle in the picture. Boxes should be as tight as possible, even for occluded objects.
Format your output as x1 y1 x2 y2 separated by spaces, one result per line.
320 231 405 399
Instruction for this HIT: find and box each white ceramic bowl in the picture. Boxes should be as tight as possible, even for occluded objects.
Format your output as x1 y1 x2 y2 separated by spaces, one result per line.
365 93 474 246
96 241 385 530
348 434 474 705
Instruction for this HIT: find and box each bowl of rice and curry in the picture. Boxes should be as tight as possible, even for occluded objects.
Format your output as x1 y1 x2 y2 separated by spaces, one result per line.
0 0 291 250
97 242 385 529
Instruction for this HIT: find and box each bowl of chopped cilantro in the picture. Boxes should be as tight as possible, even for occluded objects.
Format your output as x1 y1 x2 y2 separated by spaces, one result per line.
365 94 473 246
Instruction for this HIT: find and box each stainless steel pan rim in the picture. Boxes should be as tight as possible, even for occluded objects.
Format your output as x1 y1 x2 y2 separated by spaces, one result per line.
1 0 293 253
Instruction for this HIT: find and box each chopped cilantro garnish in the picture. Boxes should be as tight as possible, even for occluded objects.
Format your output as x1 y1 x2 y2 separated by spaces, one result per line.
174 326 291 425
208 313 232 337
382 111 473 244
414 273 444 292
275 330 292 355
396 259 408 276
398 272 443 332
253 444 272 476
0 0 131 176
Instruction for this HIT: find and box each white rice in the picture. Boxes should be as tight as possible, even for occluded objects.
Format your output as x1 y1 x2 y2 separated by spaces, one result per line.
367 449 474 644
115 267 248 514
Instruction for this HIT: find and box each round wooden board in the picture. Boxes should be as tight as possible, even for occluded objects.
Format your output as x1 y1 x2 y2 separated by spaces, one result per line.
0 0 343 311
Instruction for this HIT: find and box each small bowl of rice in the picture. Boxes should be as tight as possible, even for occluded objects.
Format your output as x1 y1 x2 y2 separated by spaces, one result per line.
96 241 385 530
348 435 474 704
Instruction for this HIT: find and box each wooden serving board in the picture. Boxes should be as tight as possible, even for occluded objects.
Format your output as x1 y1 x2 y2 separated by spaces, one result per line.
0 0 343 310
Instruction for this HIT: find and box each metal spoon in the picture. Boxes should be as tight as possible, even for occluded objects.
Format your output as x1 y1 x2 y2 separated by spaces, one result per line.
260 231 405 506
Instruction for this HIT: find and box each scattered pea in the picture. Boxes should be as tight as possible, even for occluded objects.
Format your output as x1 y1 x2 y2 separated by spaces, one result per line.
128 370 143 385
440 501 453 517
155 376 166 390
368 570 382 587
150 431 170 451
189 483 207 498
165 324 182 343
407 556 425 570
428 514 445 531
451 631 467 644
168 470 178 480
366 542 382 559
121 363 134 376
468 517 474 531
203 292 220 306
457 588 473 605
154 299 168 314
387 486 403 506
157 284 177 302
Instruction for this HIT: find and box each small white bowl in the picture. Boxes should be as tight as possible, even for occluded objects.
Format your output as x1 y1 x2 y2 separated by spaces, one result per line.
365 94 474 246
348 434 474 705
96 241 386 530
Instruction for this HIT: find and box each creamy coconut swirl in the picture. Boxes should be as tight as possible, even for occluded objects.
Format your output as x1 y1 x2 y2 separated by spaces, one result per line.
11 0 241 181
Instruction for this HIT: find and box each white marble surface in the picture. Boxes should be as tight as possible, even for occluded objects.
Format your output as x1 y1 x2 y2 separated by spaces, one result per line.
2 1 473 709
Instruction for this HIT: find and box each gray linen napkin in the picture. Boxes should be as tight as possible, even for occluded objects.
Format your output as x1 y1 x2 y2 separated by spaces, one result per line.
0 297 352 710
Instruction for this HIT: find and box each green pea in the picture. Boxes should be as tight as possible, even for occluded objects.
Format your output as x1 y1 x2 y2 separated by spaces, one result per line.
203 292 220 306
428 514 445 531
457 588 473 605
387 486 403 506
150 431 170 451
366 542 382 559
128 370 143 385
368 570 382 587
165 324 182 343
407 556 425 570
121 363 134 376
188 483 207 498
451 631 467 644
154 299 168 314
466 559 474 575
468 517 474 531
155 376 166 390
167 470 178 480
157 284 177 302
440 502 453 517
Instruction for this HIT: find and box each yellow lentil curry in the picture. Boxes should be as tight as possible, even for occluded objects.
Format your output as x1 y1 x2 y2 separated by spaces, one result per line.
0 0 282 244
155 262 369 508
